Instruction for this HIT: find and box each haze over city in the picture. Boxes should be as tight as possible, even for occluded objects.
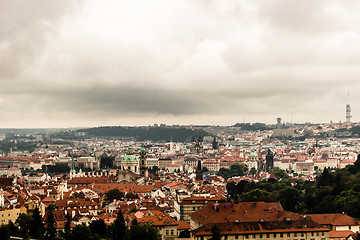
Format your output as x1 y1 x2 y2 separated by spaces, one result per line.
1 0 360 128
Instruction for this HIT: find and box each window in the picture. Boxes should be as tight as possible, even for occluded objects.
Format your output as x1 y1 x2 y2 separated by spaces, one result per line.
287 233 290 237
245 235 249 239
224 236 228 240
235 235 239 239
280 233 283 237
171 230 174 236
260 234 263 238
266 234 270 238
193 207 196 211
273 234 276 238
294 233 297 237
322 232 324 236
301 233 304 237
166 230 169 235
253 234 256 238
317 232 319 236
311 232 314 236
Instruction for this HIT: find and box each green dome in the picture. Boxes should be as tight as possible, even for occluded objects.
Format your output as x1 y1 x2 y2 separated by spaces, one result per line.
121 154 139 162
249 152 258 157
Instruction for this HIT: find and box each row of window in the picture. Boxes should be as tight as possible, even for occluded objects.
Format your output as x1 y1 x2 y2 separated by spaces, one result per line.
165 230 176 236
243 232 325 239
1 212 18 217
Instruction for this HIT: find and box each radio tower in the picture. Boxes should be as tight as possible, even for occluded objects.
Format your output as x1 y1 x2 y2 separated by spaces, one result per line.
346 91 351 124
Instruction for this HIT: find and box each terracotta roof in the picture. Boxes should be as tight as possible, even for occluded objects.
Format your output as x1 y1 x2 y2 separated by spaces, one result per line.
308 214 359 226
177 220 190 230
193 220 329 236
190 202 301 227
329 230 354 238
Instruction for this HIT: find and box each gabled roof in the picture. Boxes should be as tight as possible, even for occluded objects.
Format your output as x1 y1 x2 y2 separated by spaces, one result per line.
308 214 358 226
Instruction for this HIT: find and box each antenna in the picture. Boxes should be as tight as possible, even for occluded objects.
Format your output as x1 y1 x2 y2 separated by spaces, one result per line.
346 91 351 124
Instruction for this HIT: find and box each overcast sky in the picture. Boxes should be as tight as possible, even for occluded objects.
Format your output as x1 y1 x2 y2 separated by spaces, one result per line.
1 0 360 128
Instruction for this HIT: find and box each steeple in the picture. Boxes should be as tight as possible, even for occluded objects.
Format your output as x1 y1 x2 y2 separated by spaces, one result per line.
139 144 148 178
70 157 76 179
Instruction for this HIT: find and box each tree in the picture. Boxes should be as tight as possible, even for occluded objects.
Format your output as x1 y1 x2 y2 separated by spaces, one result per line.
178 230 191 238
16 213 32 239
90 219 107 236
64 213 71 233
30 207 45 239
71 225 91 240
112 211 127 240
209 224 221 240
44 209 57 240
273 168 289 180
105 189 125 202
0 224 10 240
279 187 304 212
125 224 160 240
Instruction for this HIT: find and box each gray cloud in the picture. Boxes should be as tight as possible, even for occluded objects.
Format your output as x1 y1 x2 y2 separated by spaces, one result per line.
0 0 359 127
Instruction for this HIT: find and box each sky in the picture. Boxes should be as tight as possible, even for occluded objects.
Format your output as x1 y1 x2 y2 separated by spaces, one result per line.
1 0 360 128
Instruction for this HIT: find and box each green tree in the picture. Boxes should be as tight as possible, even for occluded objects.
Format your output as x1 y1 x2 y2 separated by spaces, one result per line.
209 224 221 240
64 213 71 233
0 224 10 240
44 209 57 240
178 229 191 238
105 189 125 202
71 225 91 240
125 224 160 240
273 168 289 180
279 187 304 212
30 207 45 239
16 213 32 239
112 211 127 240
90 219 107 236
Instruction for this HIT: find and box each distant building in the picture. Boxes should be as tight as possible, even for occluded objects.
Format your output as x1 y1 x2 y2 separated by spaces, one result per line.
272 128 295 138
265 149 274 170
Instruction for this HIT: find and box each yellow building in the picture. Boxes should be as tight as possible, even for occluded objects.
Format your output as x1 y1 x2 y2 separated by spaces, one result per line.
0 206 27 224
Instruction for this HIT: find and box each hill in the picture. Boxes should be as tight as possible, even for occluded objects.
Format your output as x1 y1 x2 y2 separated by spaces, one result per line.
77 126 211 142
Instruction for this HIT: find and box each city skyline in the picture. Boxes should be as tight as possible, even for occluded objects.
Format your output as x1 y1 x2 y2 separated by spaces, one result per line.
1 0 360 128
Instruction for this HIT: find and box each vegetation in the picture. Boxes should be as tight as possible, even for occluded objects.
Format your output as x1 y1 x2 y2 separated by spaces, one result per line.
105 189 125 202
77 126 211 142
0 140 37 154
233 123 271 131
100 155 115 169
218 163 248 179
42 164 70 174
0 211 159 240
209 224 222 240
226 155 360 219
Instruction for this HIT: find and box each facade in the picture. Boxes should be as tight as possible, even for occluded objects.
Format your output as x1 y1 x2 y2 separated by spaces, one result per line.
174 195 222 223
0 206 27 225
245 152 258 171
190 202 329 240
117 146 140 174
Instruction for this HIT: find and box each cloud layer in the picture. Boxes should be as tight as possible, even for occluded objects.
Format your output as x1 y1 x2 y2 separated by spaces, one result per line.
1 0 360 127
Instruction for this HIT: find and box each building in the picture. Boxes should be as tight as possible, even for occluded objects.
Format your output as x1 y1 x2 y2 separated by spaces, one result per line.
116 146 140 174
174 195 222 223
245 152 259 171
0 206 27 225
190 202 330 240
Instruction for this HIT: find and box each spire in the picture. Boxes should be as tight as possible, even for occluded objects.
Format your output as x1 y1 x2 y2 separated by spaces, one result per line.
70 157 76 179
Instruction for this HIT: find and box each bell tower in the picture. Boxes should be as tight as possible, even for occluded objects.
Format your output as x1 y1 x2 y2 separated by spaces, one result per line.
139 144 148 178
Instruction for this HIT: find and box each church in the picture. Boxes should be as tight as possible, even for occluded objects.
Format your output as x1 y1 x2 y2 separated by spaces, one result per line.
113 145 148 179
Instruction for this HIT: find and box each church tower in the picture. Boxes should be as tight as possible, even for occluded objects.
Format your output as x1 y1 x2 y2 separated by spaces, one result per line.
265 149 274 171
70 157 76 179
139 144 148 178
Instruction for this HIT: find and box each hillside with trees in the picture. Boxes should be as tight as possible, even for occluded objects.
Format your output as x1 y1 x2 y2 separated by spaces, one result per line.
78 126 211 142
226 155 360 218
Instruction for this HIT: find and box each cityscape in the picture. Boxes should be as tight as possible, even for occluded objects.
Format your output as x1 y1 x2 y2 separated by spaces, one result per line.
2 1 360 240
